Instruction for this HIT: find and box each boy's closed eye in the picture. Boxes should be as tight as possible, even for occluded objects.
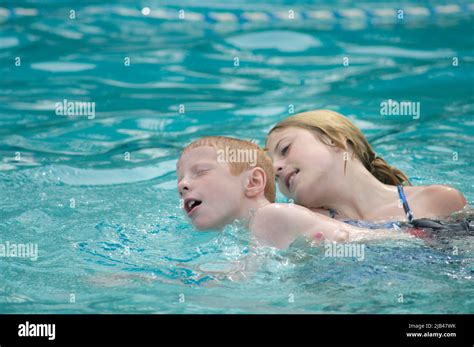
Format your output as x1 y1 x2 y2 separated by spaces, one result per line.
177 163 213 184
192 163 214 176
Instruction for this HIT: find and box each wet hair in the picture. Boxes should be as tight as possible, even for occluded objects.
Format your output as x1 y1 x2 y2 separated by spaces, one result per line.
180 136 276 202
267 110 411 186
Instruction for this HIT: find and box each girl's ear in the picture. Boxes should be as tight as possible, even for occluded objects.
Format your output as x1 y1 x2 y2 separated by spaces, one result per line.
345 139 356 158
319 132 345 151
245 167 267 199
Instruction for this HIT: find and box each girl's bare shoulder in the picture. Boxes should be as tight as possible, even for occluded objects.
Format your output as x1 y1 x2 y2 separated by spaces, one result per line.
406 184 467 216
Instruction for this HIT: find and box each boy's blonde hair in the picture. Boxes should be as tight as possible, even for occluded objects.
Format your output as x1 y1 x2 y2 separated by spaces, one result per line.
267 110 411 186
181 136 276 202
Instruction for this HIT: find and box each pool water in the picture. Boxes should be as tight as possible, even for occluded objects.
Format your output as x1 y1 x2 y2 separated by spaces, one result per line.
0 0 473 313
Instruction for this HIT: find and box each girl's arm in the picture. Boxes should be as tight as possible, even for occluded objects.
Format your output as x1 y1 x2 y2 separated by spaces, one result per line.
251 203 412 249
251 203 351 249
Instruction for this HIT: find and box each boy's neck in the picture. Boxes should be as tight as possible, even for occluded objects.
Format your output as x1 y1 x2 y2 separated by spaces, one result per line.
235 196 271 227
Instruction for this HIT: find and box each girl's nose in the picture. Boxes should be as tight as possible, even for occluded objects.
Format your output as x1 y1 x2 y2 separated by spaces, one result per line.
273 161 284 180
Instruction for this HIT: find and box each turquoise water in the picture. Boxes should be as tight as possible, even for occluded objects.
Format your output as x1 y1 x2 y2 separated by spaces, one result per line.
0 1 473 313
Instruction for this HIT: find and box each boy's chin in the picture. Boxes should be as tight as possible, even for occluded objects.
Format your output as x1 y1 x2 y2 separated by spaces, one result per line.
192 219 218 231
193 223 211 231
192 217 226 231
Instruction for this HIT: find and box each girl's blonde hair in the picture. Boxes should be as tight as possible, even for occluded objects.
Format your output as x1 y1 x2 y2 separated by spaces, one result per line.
267 110 411 186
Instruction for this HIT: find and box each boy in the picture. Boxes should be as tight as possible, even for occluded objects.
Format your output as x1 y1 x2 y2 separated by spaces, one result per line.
177 136 410 249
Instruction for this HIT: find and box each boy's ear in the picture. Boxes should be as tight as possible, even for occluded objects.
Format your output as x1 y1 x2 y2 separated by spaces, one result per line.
245 167 267 199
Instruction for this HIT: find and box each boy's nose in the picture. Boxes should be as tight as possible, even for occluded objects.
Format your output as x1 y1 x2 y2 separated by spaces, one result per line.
178 180 190 196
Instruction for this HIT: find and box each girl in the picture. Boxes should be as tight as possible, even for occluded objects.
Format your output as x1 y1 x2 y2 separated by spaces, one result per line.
265 110 467 224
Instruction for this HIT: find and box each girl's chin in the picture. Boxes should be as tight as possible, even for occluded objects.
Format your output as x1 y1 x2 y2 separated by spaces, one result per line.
294 191 311 207
294 180 320 206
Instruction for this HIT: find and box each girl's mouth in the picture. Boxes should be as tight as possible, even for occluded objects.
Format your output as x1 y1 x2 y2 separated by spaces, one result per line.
285 169 299 191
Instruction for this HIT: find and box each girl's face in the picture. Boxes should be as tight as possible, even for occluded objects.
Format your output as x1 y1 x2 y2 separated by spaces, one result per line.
266 127 344 208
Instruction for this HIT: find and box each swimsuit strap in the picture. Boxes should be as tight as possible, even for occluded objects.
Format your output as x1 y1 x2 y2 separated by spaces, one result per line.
397 185 414 222
328 186 414 223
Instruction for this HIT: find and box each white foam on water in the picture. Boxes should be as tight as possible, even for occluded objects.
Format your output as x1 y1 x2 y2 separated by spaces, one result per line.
227 30 321 52
31 62 96 72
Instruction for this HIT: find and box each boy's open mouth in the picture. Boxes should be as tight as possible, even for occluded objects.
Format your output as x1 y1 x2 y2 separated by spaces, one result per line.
184 198 202 216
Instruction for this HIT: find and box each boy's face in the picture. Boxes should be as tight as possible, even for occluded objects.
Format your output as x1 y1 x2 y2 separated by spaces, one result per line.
177 146 247 231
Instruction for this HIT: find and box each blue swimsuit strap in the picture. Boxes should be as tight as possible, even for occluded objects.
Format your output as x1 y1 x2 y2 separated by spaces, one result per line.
328 185 414 223
397 184 414 222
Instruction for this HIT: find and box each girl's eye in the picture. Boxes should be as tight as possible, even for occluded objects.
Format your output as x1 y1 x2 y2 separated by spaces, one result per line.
281 144 290 156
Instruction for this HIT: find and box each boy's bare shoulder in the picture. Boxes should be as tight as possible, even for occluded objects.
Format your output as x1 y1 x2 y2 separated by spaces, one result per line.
251 203 288 233
251 203 317 237
254 203 310 223
250 203 306 247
